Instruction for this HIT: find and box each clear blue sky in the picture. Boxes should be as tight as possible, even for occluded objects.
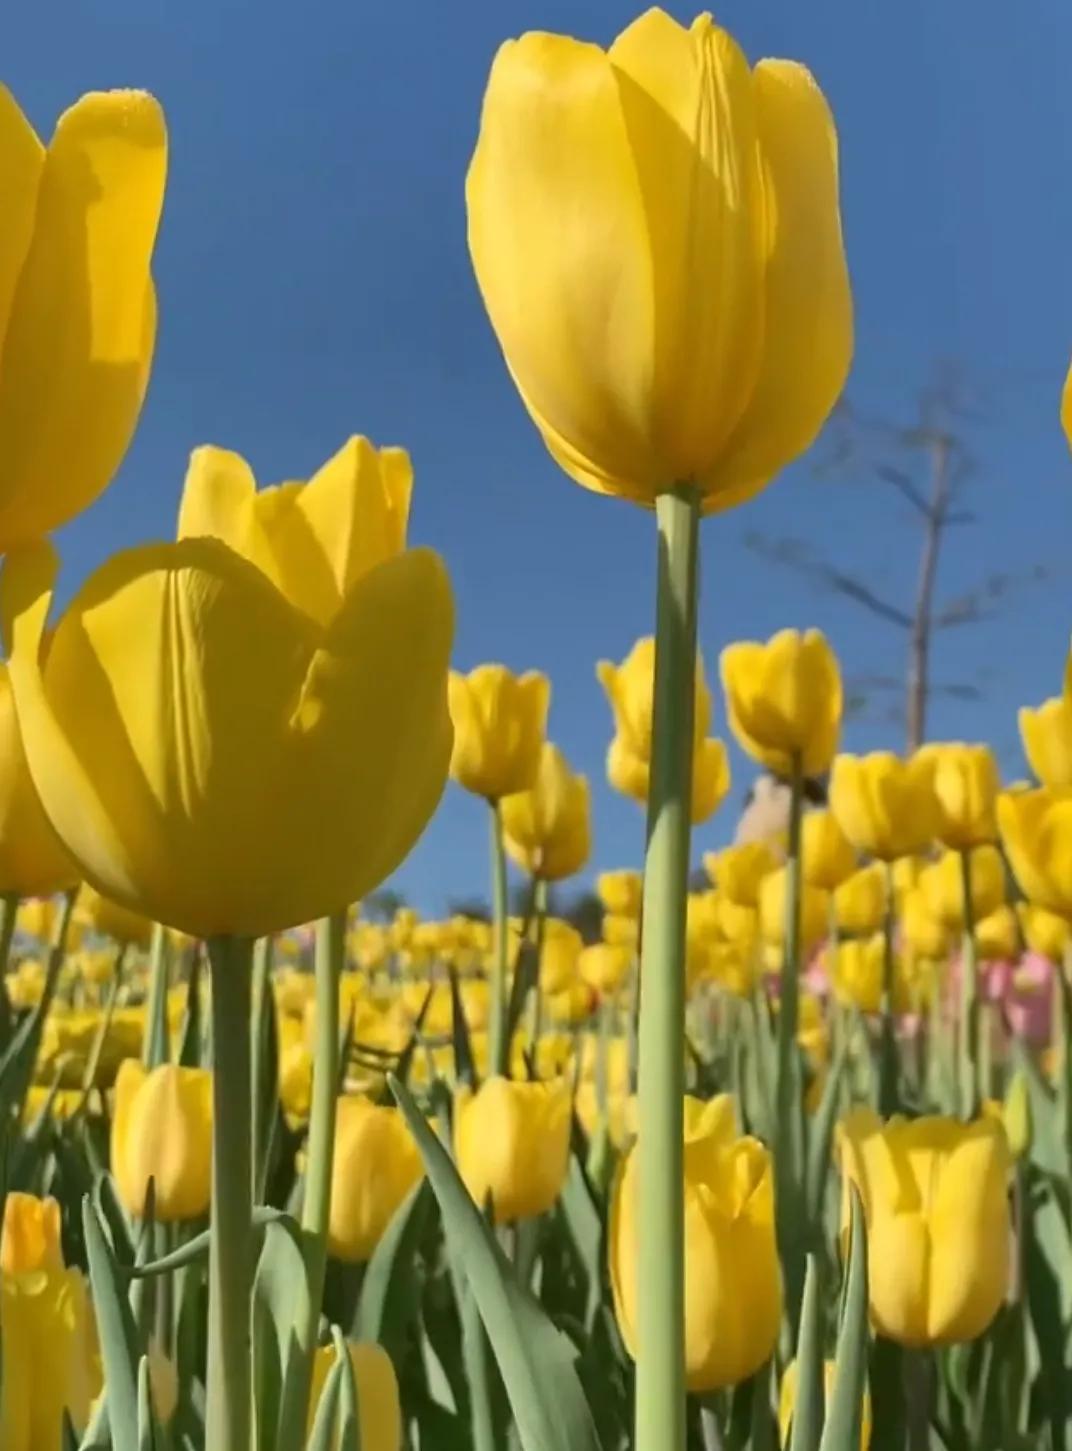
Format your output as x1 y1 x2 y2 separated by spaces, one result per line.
5 0 1072 913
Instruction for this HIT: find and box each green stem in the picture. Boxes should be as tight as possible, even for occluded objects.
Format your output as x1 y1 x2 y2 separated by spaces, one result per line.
958 848 978 1118
278 911 345 1451
528 877 548 1050
634 484 700 1451
878 860 898 1116
250 934 275 1200
0 891 18 1042
774 760 806 1328
143 922 170 1069
489 800 509 1076
205 934 254 1451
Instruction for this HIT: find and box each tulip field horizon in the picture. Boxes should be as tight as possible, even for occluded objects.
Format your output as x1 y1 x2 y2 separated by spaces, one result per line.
3 4 1072 1451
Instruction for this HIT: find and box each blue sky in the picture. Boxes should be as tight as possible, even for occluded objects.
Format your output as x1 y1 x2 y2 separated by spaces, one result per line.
5 0 1072 913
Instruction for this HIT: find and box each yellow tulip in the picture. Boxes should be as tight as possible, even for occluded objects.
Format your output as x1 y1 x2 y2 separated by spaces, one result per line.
277 1016 312 1126
111 1059 212 1221
707 943 757 998
920 846 1005 930
1 1195 100 1446
538 919 584 994
0 666 77 896
177 437 411 627
900 890 950 961
721 629 842 778
830 935 915 1016
834 863 888 937
890 856 925 901
1019 696 1072 788
574 1080 637 1150
448 664 548 800
0 87 166 548
307 1340 402 1451
829 752 939 861
975 905 1019 961
922 742 1000 849
579 942 632 996
604 912 639 949
0 535 453 938
703 841 778 907
15 896 59 945
78 883 154 948
595 869 643 918
607 730 730 825
610 1096 781 1390
501 742 590 881
599 637 711 758
328 1096 423 1263
454 1076 570 1223
801 809 857 890
998 787 1072 918
1019 902 1071 963
779 1359 872 1450
838 1108 1010 1345
758 868 829 953
466 10 851 510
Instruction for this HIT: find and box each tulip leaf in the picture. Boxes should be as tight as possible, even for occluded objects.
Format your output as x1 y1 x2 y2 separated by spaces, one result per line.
178 945 204 1069
252 1213 313 1451
390 1074 601 1451
1011 1039 1064 1178
307 1349 344 1451
819 1184 869 1451
83 1194 142 1451
143 924 171 1070
355 1178 434 1366
1023 1168 1072 1448
503 940 539 1062
449 968 477 1087
0 932 65 1120
559 1154 605 1332
331 1324 361 1451
805 1045 846 1228
137 1355 158 1451
387 985 434 1099
791 1254 826 1451
127 1204 289 1278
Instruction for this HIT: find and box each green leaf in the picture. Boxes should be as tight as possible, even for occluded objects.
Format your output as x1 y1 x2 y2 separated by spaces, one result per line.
83 1194 142 1451
805 1046 846 1229
142 924 171 1070
819 1184 869 1451
449 968 477 1087
178 946 204 1069
332 1324 361 1451
1024 1168 1072 1450
390 1075 600 1451
791 1254 826 1451
0 932 66 1120
355 1179 433 1367
128 1205 289 1279
559 1155 604 1332
137 1356 157 1451
252 1214 313 1451
307 1349 344 1451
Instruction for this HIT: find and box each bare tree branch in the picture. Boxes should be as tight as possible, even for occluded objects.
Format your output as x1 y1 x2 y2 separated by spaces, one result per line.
744 532 913 630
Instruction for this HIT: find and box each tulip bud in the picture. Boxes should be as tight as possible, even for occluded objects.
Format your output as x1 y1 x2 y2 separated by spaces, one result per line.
610 1095 781 1390
111 1060 212 1221
454 1076 570 1223
922 742 1000 849
779 1359 872 1449
502 742 591 881
328 1096 423 1262
448 665 549 800
596 870 643 918
830 752 939 861
758 868 829 954
834 863 888 937
703 841 778 908
838 1108 1010 1345
721 629 842 778
307 1340 402 1451
1018 696 1072 789
1 1192 63 1275
801 809 857 890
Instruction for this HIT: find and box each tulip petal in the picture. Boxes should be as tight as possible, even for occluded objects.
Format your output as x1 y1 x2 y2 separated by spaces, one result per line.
609 10 765 477
0 86 44 359
467 32 661 500
706 61 852 503
0 92 167 545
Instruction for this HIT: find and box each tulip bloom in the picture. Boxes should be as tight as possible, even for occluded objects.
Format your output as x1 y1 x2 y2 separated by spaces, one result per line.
0 88 167 549
920 846 1005 931
112 1060 212 1221
801 809 857 890
1019 903 1071 964
0 534 453 938
455 1076 570 1222
829 752 939 861
922 743 1000 849
0 664 77 897
607 730 730 825
610 1096 781 1390
721 629 842 778
834 863 888 937
703 841 778 907
1019 697 1072 789
998 788 1072 919
177 438 412 626
830 935 915 1016
599 636 711 760
307 1340 402 1451
596 869 643 918
501 742 591 881
448 665 549 800
467 10 851 511
1 1193 100 1445
78 883 154 948
838 1108 1010 1345
758 868 829 954
537 919 584 994
579 942 632 995
328 1096 423 1262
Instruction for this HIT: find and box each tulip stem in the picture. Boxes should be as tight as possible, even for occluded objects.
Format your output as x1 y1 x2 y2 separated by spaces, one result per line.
528 876 548 1048
278 910 345 1451
635 484 699 1451
250 934 275 1201
143 922 170 1069
205 933 254 1451
0 892 17 1039
774 758 807 1328
958 849 979 1118
878 860 899 1116
489 800 510 1075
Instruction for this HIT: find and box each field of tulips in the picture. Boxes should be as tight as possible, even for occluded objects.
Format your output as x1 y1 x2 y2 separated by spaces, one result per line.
2 6 1072 1451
